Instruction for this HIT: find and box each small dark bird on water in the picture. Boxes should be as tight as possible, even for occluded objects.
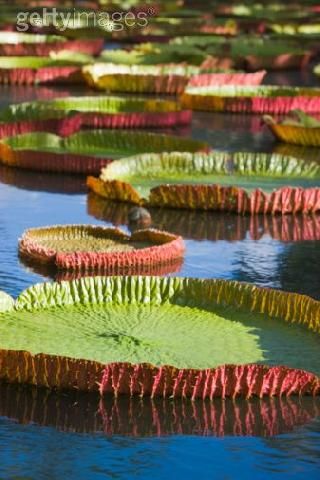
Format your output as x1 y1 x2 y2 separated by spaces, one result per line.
128 206 152 231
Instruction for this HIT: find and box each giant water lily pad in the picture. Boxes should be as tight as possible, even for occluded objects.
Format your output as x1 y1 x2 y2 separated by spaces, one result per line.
0 96 192 137
0 276 319 398
117 16 236 40
268 22 320 35
0 130 208 174
0 54 92 85
216 4 310 20
87 152 320 214
131 39 312 71
264 110 320 146
0 32 103 56
99 41 240 67
0 290 14 312
181 85 320 113
83 63 204 94
99 45 208 66
83 63 266 94
19 224 184 276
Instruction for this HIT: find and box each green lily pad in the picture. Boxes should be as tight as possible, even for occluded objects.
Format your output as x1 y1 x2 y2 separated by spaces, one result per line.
1 131 208 160
183 85 320 98
143 37 307 58
265 110 320 128
99 45 207 66
0 96 186 123
98 151 320 198
0 52 92 69
0 291 14 312
1 276 319 374
0 32 65 44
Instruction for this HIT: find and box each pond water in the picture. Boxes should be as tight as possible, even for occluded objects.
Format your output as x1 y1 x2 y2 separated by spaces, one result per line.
0 71 319 479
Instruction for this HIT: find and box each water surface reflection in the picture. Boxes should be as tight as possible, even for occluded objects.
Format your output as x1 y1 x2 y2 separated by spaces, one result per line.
1 383 319 438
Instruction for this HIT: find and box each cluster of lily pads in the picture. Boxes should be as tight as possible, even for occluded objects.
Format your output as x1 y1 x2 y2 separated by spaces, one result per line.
0 0 319 405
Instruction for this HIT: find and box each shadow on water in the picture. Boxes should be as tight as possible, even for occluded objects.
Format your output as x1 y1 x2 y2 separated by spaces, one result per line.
1 383 319 438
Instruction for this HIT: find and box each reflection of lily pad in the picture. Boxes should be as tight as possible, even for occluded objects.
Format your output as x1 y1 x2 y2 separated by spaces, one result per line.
0 96 192 135
0 164 86 194
1 383 319 437
181 85 320 113
264 110 320 146
0 131 208 174
87 193 320 243
19 224 185 273
87 152 320 214
0 276 319 398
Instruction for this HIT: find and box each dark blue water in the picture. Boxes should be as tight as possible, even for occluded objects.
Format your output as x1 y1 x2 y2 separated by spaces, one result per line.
0 72 319 478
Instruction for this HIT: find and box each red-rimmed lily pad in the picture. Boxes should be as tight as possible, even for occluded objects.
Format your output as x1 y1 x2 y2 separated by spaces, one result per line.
0 54 91 85
19 224 185 275
83 63 208 94
268 22 320 35
0 96 192 138
264 109 320 146
0 31 103 56
181 85 320 114
83 63 265 94
0 130 208 174
87 151 320 214
139 39 313 71
0 276 319 398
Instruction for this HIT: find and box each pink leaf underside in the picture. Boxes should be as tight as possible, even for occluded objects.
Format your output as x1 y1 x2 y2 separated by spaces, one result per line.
1 348 319 399
100 363 320 399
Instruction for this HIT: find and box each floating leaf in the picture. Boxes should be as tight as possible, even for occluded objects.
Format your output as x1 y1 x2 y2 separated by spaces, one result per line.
182 85 320 113
0 276 319 397
87 151 320 213
19 224 185 274
0 130 208 174
264 110 320 146
0 95 192 135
